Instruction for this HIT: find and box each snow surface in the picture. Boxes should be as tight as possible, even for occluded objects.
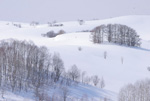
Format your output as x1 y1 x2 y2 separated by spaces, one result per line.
0 15 150 100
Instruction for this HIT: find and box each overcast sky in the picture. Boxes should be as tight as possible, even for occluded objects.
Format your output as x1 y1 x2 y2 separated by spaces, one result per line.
0 0 150 23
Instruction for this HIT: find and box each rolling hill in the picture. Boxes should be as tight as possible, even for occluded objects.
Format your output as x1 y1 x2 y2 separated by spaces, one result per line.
0 15 150 101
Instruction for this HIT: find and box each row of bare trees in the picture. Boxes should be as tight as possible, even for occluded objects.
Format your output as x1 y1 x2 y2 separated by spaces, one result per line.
0 39 105 101
0 39 71 100
91 24 141 47
65 65 105 88
0 39 53 92
118 79 150 101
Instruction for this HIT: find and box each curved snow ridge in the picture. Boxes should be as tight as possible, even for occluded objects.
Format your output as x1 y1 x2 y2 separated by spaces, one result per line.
69 83 117 101
53 32 92 45
1 15 150 40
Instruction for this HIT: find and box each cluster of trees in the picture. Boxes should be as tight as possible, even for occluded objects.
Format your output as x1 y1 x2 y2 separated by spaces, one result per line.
91 24 141 47
0 39 52 92
42 30 56 38
118 79 150 101
0 39 105 101
48 23 63 27
6 22 21 28
78 19 85 25
41 30 65 38
64 64 105 89
47 20 63 27
13 23 22 28
30 21 39 26
0 39 67 100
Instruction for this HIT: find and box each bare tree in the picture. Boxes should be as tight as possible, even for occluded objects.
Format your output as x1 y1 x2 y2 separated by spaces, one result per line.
100 77 105 89
81 71 86 83
84 76 91 85
46 31 56 38
52 53 64 82
104 51 107 59
80 94 89 101
0 86 5 99
147 66 150 71
91 25 106 44
30 21 39 26
78 46 82 51
68 65 80 82
61 86 70 101
92 75 100 86
121 57 124 64
78 19 85 25
58 30 65 35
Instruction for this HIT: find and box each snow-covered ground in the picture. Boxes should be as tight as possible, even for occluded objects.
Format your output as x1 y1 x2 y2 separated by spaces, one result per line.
0 83 116 101
0 15 150 100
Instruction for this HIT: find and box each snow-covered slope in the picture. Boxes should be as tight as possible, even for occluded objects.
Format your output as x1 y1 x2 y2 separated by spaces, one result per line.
1 15 150 40
0 15 150 100
0 83 116 101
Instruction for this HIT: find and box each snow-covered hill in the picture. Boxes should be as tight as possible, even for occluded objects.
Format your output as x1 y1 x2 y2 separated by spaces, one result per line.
0 15 150 101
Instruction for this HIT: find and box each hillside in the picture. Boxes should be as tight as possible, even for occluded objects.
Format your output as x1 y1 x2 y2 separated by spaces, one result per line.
0 15 150 101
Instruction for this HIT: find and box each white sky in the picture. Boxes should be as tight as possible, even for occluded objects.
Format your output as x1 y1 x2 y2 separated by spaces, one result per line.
0 0 150 23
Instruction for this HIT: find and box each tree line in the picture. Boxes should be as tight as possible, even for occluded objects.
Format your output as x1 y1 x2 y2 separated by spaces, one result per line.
118 79 150 101
91 24 141 47
0 39 105 101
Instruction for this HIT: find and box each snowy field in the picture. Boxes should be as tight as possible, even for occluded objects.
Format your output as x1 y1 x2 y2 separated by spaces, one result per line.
0 15 150 100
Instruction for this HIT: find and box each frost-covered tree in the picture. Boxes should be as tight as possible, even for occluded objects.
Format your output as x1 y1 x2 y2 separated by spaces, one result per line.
118 79 150 101
147 66 150 71
61 86 70 101
58 30 65 35
81 71 86 83
104 51 107 59
84 76 91 85
68 65 80 81
46 30 56 38
92 24 141 47
0 39 52 92
91 25 106 43
30 21 39 26
52 53 64 82
78 19 85 25
100 77 105 89
92 75 100 86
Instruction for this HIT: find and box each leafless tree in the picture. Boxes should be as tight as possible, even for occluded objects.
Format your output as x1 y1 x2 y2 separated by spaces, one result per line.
100 77 105 89
78 19 85 25
78 47 82 51
0 86 5 99
52 53 64 82
147 66 150 71
81 71 86 83
80 94 89 101
61 86 70 101
46 31 56 38
84 76 91 85
104 51 107 59
30 21 39 26
121 57 124 64
92 75 100 86
58 30 65 35
68 65 80 82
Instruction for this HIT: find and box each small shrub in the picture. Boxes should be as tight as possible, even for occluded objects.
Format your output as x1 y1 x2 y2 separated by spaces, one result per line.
78 47 82 51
